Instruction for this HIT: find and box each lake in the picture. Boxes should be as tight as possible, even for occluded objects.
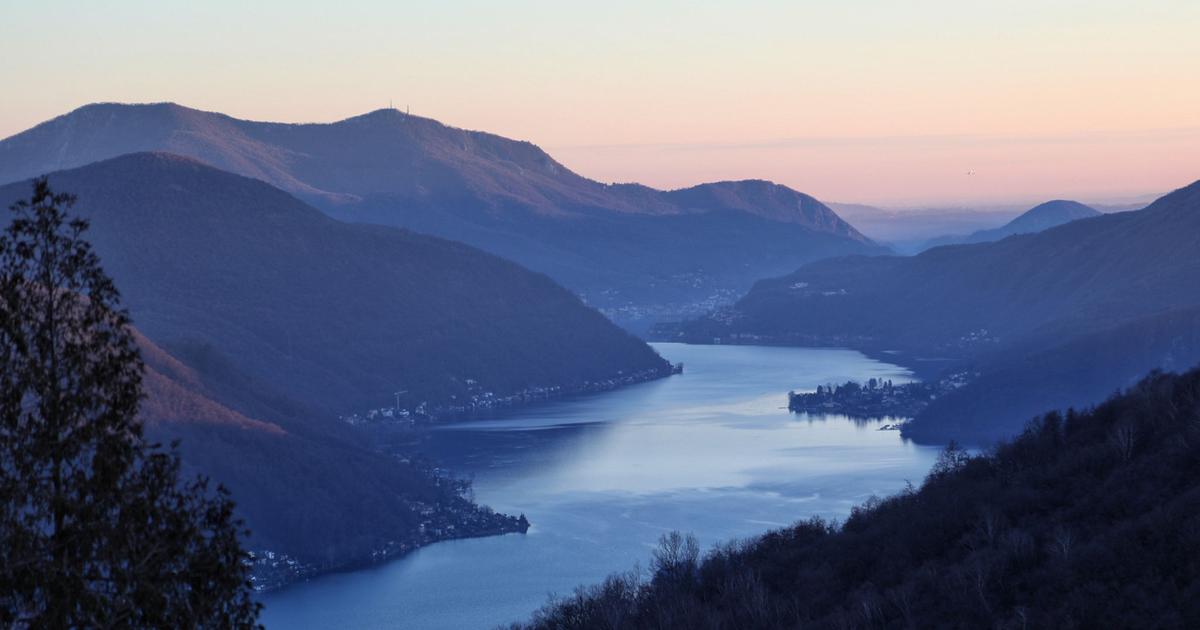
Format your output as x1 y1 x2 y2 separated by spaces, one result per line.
260 343 943 629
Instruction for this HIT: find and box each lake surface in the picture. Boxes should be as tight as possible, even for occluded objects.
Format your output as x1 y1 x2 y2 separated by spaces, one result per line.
261 343 942 629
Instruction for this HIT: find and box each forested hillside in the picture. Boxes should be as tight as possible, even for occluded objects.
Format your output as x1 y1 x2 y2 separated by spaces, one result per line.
908 307 1200 443
0 154 669 580
134 331 514 573
518 368 1200 629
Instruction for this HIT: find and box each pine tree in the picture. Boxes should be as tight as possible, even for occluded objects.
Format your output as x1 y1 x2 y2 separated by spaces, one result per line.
0 178 260 627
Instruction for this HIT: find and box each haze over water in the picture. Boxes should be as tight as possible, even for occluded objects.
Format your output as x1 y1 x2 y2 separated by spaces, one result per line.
261 343 943 629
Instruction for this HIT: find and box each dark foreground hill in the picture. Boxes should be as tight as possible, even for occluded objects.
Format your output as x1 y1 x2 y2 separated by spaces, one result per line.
517 368 1200 629
0 102 885 330
0 154 670 576
135 332 515 576
921 199 1101 249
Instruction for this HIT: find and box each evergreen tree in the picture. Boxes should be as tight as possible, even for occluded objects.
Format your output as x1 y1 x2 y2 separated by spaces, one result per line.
0 179 260 627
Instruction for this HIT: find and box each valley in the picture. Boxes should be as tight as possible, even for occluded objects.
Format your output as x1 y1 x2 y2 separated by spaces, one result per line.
4 4 1198 629
260 343 939 629
673 181 1200 443
0 153 676 590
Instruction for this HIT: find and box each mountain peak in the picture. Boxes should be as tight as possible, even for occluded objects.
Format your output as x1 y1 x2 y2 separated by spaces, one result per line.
338 107 439 127
0 103 882 330
58 101 214 124
0 103 867 238
96 150 207 167
665 179 869 240
1006 199 1100 232
923 198 1102 250
71 100 189 113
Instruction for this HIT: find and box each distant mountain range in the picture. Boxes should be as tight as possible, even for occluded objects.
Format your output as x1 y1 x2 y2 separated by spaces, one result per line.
674 180 1200 442
0 102 885 331
0 153 673 571
828 202 1021 249
921 200 1101 250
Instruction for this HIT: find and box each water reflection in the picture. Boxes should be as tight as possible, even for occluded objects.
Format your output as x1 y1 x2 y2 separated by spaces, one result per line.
262 343 942 630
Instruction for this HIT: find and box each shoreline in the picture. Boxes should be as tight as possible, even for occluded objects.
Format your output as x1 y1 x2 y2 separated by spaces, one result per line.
253 514 531 594
258 365 683 593
257 342 947 628
342 363 682 429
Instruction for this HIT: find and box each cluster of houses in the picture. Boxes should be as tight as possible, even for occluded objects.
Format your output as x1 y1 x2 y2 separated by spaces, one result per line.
788 371 977 420
594 285 743 329
339 365 680 428
788 280 848 297
340 405 416 427
248 496 531 592
954 327 1001 349
246 550 316 592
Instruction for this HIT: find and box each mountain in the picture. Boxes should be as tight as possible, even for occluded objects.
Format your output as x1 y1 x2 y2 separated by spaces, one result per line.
676 180 1200 442
135 331 479 571
686 179 1200 355
0 102 885 331
0 153 674 572
0 153 671 416
922 199 1101 249
518 367 1200 629
994 199 1102 233
907 307 1200 443
662 180 864 239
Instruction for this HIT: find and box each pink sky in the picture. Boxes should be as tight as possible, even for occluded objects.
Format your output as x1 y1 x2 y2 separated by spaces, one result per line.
2 1 1198 206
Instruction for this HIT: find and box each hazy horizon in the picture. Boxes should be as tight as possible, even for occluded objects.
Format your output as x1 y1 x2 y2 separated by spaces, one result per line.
3 0 1198 206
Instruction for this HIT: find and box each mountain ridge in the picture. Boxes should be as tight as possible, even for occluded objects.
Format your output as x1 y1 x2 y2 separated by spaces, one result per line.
0 151 671 576
0 102 866 232
906 306 1200 443
674 178 1200 442
0 151 672 416
0 102 883 331
921 199 1102 249
707 177 1200 352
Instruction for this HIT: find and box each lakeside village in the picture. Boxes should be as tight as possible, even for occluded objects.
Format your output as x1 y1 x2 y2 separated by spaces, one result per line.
339 363 683 428
788 371 976 425
265 367 684 591
247 467 529 591
589 283 745 328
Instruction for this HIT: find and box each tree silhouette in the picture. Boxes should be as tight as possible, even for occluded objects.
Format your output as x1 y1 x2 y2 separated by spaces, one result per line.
0 178 259 627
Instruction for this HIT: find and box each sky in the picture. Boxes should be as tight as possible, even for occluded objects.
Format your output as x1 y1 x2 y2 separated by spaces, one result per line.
2 0 1198 206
